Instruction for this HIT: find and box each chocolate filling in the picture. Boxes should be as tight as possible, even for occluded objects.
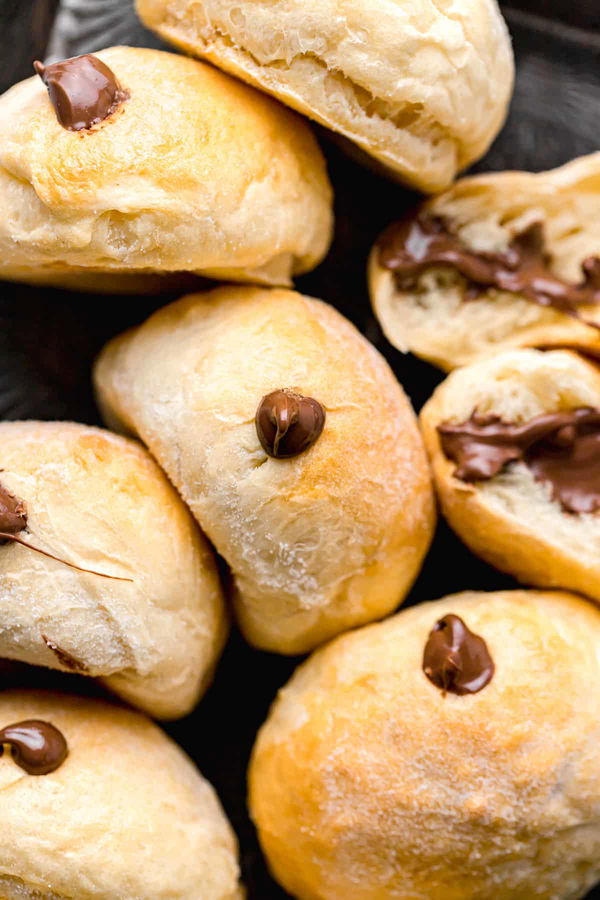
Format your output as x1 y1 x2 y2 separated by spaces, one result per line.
42 635 89 674
439 408 600 514
0 720 68 775
256 390 326 459
423 614 494 696
378 213 600 322
34 54 127 131
0 482 27 536
0 479 132 581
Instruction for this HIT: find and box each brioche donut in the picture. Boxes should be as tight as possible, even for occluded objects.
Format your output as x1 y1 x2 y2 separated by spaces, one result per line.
0 421 226 720
136 0 513 193
94 285 435 654
419 348 600 602
249 588 600 900
0 46 332 292
369 153 600 371
0 690 242 899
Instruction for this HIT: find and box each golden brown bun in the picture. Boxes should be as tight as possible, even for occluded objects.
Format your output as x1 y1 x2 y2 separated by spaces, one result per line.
0 421 226 719
0 46 332 292
137 0 513 193
94 286 435 654
420 348 600 601
369 153 600 371
0 690 243 899
250 589 600 900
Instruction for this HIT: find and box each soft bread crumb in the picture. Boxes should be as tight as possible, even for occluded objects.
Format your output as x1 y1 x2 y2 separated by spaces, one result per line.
420 348 600 602
370 154 600 370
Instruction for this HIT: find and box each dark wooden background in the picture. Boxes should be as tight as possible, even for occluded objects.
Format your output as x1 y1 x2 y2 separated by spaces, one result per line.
0 2 599 897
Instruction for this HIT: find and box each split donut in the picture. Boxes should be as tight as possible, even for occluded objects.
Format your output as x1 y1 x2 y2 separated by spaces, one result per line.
369 154 600 370
420 347 600 602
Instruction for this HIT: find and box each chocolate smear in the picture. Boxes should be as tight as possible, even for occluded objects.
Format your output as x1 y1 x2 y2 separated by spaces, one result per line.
378 214 600 324
42 635 89 674
0 479 132 581
423 614 495 696
0 720 68 775
0 482 27 536
34 54 127 131
439 408 600 514
256 390 326 459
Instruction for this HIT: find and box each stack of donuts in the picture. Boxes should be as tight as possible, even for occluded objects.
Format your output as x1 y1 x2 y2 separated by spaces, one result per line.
0 1 599 898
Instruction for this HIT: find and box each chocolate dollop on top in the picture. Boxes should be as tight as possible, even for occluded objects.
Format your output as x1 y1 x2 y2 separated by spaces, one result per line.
378 214 600 320
0 720 68 775
439 408 600 514
34 54 127 131
423 614 495 696
0 482 27 536
256 390 326 459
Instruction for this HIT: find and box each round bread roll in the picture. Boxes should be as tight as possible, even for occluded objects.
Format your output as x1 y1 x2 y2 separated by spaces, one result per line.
0 46 332 292
94 285 435 654
136 0 513 193
136 0 513 194
369 153 600 371
0 421 226 720
0 689 243 899
249 588 600 900
420 348 600 602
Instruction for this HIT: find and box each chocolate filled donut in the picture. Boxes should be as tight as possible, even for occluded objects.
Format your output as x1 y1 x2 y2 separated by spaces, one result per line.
0 46 332 292
421 348 600 603
136 0 513 192
369 154 600 371
0 421 226 720
250 589 600 899
0 690 243 899
94 285 435 655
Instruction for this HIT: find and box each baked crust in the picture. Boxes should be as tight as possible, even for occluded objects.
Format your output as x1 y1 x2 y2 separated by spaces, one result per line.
94 285 436 654
250 589 600 899
136 0 513 192
0 46 332 291
0 421 226 719
0 690 243 899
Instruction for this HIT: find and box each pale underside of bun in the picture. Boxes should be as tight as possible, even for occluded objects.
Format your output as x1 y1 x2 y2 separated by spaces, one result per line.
0 46 332 291
0 878 245 900
369 153 600 370
136 0 514 192
420 348 600 601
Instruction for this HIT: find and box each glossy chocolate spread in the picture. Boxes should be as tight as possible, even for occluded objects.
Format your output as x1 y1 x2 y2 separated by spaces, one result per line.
256 390 326 459
0 720 68 775
423 614 494 696
439 408 600 514
34 54 127 131
378 214 600 320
